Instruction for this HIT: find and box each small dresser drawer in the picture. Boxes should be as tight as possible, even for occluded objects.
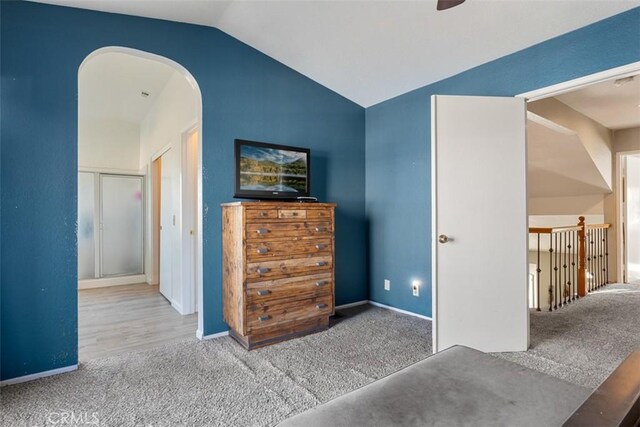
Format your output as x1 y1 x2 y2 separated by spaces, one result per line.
247 295 333 332
246 222 332 240
247 256 332 281
246 273 332 305
247 238 332 260
306 209 332 220
246 209 278 221
278 209 307 219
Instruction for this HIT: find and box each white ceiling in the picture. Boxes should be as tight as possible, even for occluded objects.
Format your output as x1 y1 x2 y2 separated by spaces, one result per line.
79 51 177 125
34 0 640 107
527 114 611 197
555 75 640 130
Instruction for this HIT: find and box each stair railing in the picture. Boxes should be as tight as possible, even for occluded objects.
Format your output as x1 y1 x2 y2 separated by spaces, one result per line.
529 216 610 311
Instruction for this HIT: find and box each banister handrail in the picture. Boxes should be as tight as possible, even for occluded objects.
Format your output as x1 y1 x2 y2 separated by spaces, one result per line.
528 226 582 234
585 223 611 229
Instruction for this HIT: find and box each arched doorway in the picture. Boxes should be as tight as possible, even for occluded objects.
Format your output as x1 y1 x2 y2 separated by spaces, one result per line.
77 47 204 360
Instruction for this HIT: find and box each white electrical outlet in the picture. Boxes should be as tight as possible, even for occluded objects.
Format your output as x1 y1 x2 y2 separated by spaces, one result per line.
384 279 391 291
412 280 420 297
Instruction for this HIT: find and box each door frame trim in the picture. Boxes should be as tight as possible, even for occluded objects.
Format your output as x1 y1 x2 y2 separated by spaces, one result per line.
516 61 640 101
617 150 640 283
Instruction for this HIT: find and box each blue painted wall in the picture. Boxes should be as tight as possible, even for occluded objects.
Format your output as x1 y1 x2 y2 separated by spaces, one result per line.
0 1 367 381
366 7 640 316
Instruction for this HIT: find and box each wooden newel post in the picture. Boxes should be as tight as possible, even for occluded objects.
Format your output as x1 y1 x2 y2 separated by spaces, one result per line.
577 216 587 297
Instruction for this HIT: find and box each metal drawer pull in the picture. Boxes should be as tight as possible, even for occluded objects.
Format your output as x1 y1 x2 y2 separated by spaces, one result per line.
256 228 269 235
257 247 269 254
315 244 326 250
316 261 327 267
258 315 271 322
256 267 270 274
291 212 299 216
315 281 327 287
315 226 326 232
260 212 269 217
316 303 327 309
257 290 271 296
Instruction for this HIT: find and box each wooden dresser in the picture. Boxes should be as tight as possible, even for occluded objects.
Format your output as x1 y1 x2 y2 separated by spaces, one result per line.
222 201 336 349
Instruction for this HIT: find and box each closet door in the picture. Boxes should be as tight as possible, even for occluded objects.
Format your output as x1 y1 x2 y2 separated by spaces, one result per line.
78 172 97 280
100 175 144 277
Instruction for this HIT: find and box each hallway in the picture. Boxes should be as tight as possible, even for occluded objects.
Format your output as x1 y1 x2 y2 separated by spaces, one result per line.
79 283 197 361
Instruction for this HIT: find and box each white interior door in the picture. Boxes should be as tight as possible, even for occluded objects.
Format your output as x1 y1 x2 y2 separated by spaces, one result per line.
625 155 640 282
432 95 528 353
159 149 174 300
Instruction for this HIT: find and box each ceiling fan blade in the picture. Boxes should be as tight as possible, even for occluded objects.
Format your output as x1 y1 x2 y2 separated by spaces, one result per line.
437 0 466 11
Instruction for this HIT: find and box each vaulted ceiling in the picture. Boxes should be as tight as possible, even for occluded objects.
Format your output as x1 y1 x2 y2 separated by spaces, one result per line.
34 0 639 107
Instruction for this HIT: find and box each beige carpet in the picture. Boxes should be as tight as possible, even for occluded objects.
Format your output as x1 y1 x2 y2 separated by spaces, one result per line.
1 306 431 427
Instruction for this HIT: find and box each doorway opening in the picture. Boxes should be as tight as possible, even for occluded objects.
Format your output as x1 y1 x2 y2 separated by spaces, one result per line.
77 47 204 361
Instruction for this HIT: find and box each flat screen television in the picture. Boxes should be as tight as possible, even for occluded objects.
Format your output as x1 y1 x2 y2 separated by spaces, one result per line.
234 139 311 200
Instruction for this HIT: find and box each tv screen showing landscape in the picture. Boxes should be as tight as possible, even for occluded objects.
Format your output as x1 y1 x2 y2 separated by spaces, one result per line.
235 140 309 198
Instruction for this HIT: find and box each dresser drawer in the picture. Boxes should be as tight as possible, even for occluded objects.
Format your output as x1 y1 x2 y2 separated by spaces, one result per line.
306 209 332 220
246 222 332 240
247 294 333 332
247 256 332 280
246 273 332 305
278 209 307 219
247 238 332 260
245 209 278 221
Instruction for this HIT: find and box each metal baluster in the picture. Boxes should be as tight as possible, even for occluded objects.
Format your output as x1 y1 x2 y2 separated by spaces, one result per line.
601 228 606 288
597 228 602 289
587 230 594 292
536 233 541 311
572 230 577 301
564 232 569 306
549 235 554 312
605 228 609 286
560 232 565 307
553 233 558 309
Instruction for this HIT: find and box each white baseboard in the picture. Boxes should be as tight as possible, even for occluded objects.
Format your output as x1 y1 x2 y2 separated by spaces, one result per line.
78 275 147 290
0 364 78 387
171 300 184 314
196 329 229 340
368 300 432 320
335 300 369 310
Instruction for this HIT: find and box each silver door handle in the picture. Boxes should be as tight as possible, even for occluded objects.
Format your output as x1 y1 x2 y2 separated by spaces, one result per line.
315 244 326 250
315 226 326 232
315 281 327 287
256 267 270 274
257 290 270 296
316 303 327 309
438 235 453 244
257 247 269 254
256 228 269 235
316 261 327 267
258 315 271 322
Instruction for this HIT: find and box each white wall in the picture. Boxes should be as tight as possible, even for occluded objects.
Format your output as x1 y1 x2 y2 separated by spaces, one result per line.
529 98 613 189
139 72 198 165
528 194 604 216
139 71 199 313
79 118 141 172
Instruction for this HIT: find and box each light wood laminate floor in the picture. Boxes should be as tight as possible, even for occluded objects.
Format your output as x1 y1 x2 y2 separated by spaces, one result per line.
79 283 198 361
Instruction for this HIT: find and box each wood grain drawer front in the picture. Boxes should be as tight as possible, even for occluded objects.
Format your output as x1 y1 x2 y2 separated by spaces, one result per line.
306 209 332 220
247 222 333 240
247 256 332 280
245 209 278 221
247 295 333 331
247 238 332 260
278 209 307 219
246 273 332 305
